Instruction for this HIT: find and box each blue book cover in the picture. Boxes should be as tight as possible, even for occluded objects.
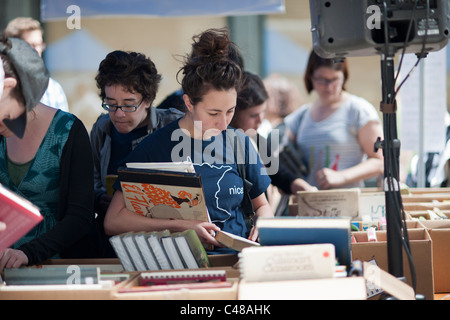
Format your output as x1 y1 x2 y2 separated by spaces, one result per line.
257 217 352 268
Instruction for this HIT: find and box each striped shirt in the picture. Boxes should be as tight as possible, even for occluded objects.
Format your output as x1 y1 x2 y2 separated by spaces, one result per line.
284 94 380 188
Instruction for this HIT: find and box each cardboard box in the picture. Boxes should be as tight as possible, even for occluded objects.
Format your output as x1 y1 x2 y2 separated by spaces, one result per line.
352 228 434 300
0 259 132 300
113 254 240 300
238 277 367 300
419 220 450 293
0 256 240 300
115 270 239 300
208 254 238 268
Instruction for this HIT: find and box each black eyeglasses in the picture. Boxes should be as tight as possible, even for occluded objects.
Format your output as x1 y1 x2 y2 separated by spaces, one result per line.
101 98 144 113
312 77 343 86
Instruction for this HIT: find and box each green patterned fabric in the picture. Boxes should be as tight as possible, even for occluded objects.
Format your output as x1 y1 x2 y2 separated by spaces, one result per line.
6 157 33 187
0 110 75 248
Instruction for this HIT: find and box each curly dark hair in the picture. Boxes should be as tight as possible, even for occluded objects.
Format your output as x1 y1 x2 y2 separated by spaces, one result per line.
178 28 243 106
95 50 162 105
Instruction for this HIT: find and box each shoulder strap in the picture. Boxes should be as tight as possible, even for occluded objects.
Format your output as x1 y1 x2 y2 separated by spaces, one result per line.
232 133 255 220
288 106 308 143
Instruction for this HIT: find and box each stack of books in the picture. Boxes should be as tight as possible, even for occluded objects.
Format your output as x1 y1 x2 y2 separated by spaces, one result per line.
110 229 210 272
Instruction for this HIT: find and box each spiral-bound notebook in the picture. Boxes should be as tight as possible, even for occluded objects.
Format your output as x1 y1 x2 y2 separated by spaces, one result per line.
140 269 226 286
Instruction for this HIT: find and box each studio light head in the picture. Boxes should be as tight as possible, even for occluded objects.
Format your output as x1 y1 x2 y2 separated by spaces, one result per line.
310 0 450 59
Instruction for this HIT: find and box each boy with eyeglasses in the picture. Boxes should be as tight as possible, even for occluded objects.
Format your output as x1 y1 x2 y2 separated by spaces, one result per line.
90 50 183 257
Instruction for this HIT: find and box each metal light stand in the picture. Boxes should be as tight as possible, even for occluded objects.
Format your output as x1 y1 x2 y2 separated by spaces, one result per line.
375 49 404 279
375 48 425 300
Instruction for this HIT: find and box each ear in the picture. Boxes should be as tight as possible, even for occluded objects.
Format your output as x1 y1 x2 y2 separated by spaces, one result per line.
144 99 152 110
3 77 17 90
183 94 194 113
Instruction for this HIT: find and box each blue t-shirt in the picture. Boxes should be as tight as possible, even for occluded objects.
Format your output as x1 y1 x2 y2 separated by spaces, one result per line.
115 119 271 247
108 125 148 175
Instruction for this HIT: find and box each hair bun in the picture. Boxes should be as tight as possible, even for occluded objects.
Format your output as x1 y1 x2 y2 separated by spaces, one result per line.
178 28 243 106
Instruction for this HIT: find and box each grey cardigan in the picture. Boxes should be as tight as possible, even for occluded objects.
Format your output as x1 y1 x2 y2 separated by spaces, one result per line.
90 106 184 207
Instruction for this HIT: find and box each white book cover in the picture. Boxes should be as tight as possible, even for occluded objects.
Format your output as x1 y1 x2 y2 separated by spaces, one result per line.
239 244 336 282
134 233 160 271
147 233 172 270
122 234 147 271
161 237 185 270
297 189 360 219
126 161 195 173
174 236 199 269
109 235 135 272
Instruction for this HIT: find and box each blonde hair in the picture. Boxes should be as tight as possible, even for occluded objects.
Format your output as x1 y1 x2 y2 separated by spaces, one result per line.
264 74 302 121
3 17 43 39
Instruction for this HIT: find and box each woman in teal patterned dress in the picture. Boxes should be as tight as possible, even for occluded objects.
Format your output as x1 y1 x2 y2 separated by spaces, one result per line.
0 38 94 270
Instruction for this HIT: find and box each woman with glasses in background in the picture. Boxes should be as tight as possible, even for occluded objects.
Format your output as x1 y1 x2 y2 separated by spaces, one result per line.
282 50 384 191
90 50 183 257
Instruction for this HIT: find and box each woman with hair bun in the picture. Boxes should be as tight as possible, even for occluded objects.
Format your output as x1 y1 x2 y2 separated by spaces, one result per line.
104 28 273 252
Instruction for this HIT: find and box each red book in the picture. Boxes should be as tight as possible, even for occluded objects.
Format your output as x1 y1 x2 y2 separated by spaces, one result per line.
0 184 43 252
119 281 233 294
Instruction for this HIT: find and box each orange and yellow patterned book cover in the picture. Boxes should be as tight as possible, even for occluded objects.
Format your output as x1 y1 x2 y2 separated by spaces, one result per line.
118 167 210 222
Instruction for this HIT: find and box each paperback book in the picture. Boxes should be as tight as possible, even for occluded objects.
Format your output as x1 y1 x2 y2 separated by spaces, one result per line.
118 162 209 222
0 184 43 252
256 216 352 268
109 229 210 272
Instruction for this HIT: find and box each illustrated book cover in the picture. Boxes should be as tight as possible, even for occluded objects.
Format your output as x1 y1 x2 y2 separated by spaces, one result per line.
118 164 209 222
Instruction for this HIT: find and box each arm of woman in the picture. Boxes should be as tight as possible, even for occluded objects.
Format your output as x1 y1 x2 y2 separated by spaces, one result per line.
90 117 112 215
17 118 95 265
104 190 222 246
317 120 384 189
247 193 274 242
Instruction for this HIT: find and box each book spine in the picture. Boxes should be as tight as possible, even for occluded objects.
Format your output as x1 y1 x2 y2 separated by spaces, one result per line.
135 235 160 271
161 237 185 270
109 235 136 271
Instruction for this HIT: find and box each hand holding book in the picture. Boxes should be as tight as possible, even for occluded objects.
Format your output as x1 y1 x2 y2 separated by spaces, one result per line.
0 248 29 271
179 219 222 247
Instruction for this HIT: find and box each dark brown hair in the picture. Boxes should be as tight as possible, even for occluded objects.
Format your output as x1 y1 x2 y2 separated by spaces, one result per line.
95 50 161 105
236 71 268 111
304 50 349 94
178 28 243 106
